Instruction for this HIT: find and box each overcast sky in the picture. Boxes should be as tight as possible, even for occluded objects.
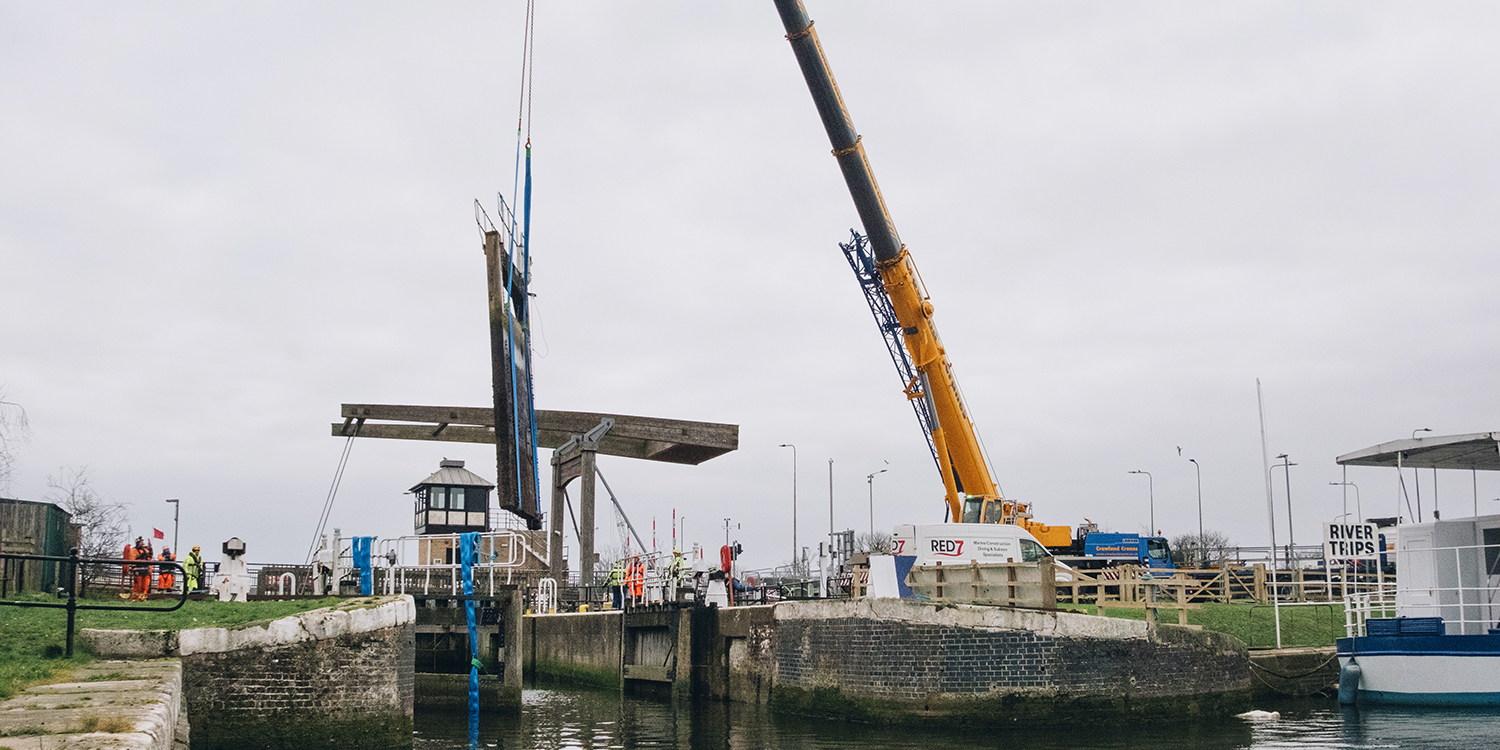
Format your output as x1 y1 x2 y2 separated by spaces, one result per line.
4 1 1500 573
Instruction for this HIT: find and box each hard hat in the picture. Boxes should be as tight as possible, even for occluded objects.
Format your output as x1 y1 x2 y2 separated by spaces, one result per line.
192 545 200 551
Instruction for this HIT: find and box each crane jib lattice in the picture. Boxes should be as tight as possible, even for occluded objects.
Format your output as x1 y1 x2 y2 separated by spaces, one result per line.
839 230 940 474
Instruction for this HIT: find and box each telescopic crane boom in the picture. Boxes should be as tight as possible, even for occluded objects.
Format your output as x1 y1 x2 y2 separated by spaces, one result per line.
773 0 1069 546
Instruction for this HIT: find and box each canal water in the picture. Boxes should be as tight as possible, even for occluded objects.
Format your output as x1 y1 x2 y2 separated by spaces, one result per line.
413 688 1500 749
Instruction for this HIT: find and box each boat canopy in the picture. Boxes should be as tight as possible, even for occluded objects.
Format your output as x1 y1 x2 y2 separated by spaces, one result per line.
1336 432 1500 471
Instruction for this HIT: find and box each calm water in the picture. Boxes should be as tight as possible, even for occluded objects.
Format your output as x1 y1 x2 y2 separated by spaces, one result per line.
412 688 1500 750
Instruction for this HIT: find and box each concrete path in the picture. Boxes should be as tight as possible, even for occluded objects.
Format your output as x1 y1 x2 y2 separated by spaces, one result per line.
0 659 183 750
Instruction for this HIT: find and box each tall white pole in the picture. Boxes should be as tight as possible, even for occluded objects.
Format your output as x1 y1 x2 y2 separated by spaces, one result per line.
1256 379 1282 649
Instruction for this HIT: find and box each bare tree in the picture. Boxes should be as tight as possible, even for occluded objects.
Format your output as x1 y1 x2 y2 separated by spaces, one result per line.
1170 530 1233 569
46 467 129 566
855 531 895 555
0 388 29 495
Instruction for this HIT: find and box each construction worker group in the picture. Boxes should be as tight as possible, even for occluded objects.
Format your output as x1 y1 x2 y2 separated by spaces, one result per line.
121 537 203 600
607 548 691 609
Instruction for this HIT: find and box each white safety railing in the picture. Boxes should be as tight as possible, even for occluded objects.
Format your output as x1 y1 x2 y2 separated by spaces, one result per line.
536 578 557 614
374 531 548 597
1343 541 1500 637
1344 590 1400 637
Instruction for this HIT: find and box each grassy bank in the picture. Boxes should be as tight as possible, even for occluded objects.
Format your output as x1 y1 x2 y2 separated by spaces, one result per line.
1057 600 1345 649
0 593 342 699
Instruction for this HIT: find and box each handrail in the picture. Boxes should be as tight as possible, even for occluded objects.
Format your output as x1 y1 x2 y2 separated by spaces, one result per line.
0 549 187 656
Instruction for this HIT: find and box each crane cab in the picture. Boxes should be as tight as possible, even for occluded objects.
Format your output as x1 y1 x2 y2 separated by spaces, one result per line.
960 495 1074 548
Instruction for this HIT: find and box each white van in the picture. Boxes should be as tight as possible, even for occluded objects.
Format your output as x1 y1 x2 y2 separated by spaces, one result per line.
891 523 1051 566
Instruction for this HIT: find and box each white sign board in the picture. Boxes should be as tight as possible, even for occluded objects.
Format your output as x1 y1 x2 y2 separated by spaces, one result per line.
1324 522 1379 561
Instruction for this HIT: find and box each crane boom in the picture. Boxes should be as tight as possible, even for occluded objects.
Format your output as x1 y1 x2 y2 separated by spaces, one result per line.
773 0 1069 546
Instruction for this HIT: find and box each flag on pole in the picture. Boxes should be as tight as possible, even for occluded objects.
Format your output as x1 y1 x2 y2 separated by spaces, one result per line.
153 528 165 540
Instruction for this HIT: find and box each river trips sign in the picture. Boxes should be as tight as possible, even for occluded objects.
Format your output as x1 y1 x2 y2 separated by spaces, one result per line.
1324 522 1379 560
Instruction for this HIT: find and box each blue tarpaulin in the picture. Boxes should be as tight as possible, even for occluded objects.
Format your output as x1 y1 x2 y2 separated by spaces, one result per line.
460 532 480 746
351 537 375 596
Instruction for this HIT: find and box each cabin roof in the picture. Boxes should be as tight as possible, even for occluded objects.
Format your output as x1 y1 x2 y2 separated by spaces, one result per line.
1336 432 1500 471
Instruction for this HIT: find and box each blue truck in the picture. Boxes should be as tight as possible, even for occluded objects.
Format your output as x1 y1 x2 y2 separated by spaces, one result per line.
1064 532 1176 570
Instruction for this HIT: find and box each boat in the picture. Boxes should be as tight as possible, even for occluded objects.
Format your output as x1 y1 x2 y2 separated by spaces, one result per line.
1335 433 1500 706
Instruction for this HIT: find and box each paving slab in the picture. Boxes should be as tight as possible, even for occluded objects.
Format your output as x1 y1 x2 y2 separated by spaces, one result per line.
0 660 182 750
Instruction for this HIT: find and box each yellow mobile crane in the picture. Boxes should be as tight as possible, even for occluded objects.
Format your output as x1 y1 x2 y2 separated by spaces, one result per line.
773 0 1071 548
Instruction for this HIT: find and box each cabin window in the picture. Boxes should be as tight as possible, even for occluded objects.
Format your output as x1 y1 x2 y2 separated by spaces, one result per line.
1147 538 1169 560
962 497 983 524
1484 528 1500 576
1020 539 1046 563
982 501 1005 525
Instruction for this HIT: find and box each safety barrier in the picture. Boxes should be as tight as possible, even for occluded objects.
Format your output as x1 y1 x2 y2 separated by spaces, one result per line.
374 531 547 597
1341 541 1500 637
906 559 1057 610
0 549 186 656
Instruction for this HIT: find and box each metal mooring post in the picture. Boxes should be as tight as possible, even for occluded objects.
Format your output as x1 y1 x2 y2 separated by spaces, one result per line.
65 548 79 658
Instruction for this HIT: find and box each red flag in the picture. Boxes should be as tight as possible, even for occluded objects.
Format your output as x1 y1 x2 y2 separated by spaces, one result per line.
153 528 165 540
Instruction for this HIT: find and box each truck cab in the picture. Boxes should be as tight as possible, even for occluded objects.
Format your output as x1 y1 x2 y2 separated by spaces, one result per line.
1074 532 1175 570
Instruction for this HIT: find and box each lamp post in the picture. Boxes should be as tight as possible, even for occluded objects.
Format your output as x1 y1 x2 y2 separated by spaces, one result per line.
1273 455 1297 564
866 465 888 536
1128 470 1154 534
165 499 180 556
1412 429 1432 520
1330 481 1361 523
778 444 797 567
1187 458 1203 567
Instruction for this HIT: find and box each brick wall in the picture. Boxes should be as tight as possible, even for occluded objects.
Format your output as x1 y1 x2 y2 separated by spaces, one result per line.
179 597 416 750
772 599 1250 725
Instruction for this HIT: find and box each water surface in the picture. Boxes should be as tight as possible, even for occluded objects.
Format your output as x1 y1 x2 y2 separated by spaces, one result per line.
413 688 1500 750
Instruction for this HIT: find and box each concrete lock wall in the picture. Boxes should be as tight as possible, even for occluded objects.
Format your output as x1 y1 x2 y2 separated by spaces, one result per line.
525 599 1252 726
770 599 1251 725
178 596 416 750
524 610 623 689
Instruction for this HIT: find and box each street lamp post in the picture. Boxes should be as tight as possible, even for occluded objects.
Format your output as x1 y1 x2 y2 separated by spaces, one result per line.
1330 482 1361 523
866 466 888 537
1187 458 1203 567
165 499 180 556
778 444 797 568
1412 429 1432 520
1273 455 1297 563
1128 470 1154 534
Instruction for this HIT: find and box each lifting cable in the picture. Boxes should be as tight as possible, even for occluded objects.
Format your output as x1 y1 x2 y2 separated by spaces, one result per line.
305 424 359 564
501 0 541 521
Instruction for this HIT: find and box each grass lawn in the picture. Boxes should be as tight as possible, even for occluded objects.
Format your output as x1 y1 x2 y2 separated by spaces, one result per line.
1057 600 1347 649
0 593 343 699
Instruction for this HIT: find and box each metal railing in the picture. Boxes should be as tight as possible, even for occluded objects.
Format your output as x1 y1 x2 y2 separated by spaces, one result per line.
0 550 186 656
1344 590 1400 637
374 531 547 597
1341 541 1500 637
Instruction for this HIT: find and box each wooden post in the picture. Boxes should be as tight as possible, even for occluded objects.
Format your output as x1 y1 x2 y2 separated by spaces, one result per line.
1177 579 1188 626
1253 563 1266 603
1039 557 1057 611
1145 581 1157 627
